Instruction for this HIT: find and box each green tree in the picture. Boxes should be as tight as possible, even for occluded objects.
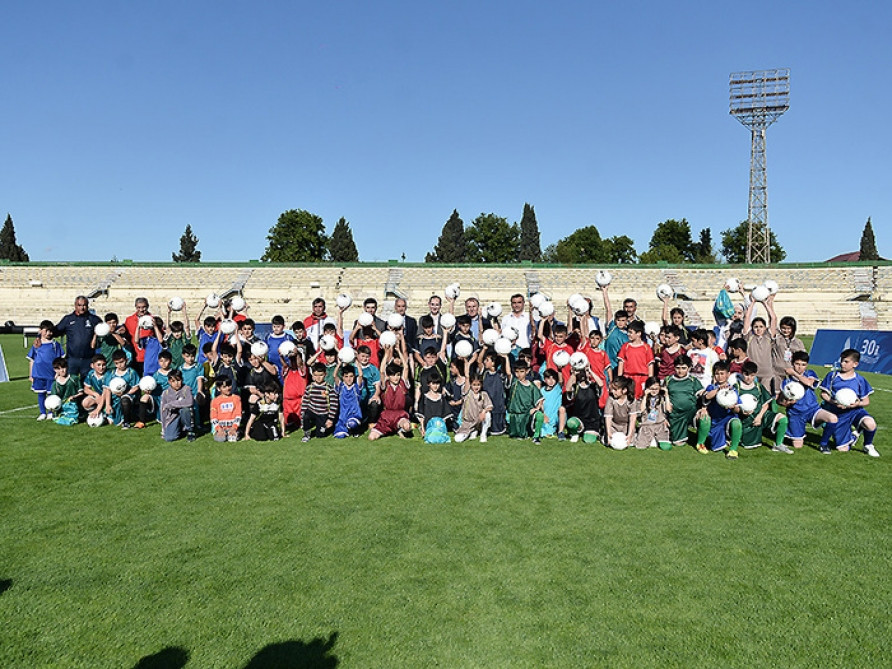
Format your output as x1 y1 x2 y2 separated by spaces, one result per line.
465 213 520 263
692 228 717 264
640 244 685 264
859 217 880 261
328 217 359 262
426 210 469 263
172 224 201 262
720 221 786 264
647 218 695 262
518 203 541 262
0 214 29 261
604 235 638 264
547 225 610 264
262 209 328 262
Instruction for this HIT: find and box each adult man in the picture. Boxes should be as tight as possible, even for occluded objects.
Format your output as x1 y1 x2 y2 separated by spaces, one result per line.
457 297 492 340
393 298 418 351
303 298 334 347
602 285 642 324
355 297 387 333
55 295 102 378
124 297 153 375
500 294 535 349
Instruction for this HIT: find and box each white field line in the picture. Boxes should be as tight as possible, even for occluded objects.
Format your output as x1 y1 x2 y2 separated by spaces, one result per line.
0 404 38 415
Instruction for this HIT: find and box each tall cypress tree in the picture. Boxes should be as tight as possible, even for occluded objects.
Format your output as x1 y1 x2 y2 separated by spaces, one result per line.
859 217 879 261
518 203 541 262
0 214 29 261
172 224 201 262
426 210 467 263
329 217 359 262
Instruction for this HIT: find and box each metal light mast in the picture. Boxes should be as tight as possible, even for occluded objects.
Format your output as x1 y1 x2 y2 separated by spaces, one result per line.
729 69 789 264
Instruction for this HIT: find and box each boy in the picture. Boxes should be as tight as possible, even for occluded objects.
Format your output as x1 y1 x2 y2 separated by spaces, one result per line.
414 315 442 366
664 355 706 447
533 368 567 443
92 313 129 364
368 358 413 441
415 343 449 408
290 321 317 364
478 350 508 435
165 302 192 368
244 383 286 441
688 329 720 387
617 321 655 399
655 325 684 382
302 363 339 442
334 365 364 438
210 377 242 442
282 347 308 430
454 374 493 443
734 360 791 453
82 354 111 423
818 349 879 456
602 297 630 373
566 365 603 443
28 320 65 420
196 315 219 366
180 343 206 430
160 369 195 442
237 319 260 365
108 349 140 428
537 318 574 385
140 316 166 378
727 338 750 375
356 345 380 423
778 351 837 450
696 361 743 459
415 374 453 436
211 333 242 394
265 315 295 380
49 357 84 424
505 359 540 439
134 349 174 429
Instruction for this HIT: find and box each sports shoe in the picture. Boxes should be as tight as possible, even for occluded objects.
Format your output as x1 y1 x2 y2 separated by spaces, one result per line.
479 434 487 443
558 432 566 441
696 444 708 454
570 435 579 443
301 434 311 443
726 449 738 460
187 432 196 443
227 435 238 442
533 438 541 445
469 430 478 440
106 415 115 425
772 444 794 454
121 422 131 430
865 444 880 458
819 445 831 455
743 443 760 450
37 414 47 421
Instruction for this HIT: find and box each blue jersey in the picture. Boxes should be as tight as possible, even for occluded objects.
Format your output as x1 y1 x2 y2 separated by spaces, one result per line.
819 371 873 415
705 384 737 421
28 340 65 380
540 384 563 436
359 363 380 404
109 367 140 391
196 329 217 365
142 336 163 376
604 322 629 368
153 369 171 394
180 363 202 395
265 332 296 377
783 371 820 417
84 369 108 394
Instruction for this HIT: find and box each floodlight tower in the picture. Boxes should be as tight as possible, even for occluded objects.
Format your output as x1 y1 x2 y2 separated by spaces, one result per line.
729 69 789 264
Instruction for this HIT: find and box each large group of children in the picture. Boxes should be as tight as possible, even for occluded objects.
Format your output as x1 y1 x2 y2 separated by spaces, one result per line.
26 279 880 458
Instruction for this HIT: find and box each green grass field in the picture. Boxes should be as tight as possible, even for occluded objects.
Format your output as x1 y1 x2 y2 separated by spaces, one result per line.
1 334 890 668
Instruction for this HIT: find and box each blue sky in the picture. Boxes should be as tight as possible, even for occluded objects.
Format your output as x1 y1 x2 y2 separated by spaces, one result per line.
1 1 888 263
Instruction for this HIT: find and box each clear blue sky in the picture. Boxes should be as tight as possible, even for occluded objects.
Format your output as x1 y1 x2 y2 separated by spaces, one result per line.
2 1 888 263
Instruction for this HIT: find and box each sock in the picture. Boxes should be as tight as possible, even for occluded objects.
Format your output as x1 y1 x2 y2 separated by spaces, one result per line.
820 422 833 447
532 411 544 438
863 428 876 446
774 416 789 447
37 393 47 414
696 416 711 444
729 418 742 451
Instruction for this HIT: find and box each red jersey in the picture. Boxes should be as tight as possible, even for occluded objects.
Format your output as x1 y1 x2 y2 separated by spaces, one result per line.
618 342 654 398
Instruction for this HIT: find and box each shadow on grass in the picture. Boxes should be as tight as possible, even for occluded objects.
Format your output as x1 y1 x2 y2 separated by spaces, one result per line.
243 632 339 669
0 579 11 595
132 646 189 669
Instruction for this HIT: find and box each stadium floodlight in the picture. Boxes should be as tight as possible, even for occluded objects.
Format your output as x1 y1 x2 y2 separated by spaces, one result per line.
730 68 789 264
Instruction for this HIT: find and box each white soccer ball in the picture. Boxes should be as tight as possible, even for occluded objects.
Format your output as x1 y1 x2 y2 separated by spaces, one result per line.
319 334 337 351
569 351 589 370
338 347 356 364
168 296 185 311
644 321 661 338
444 282 461 299
494 337 513 355
138 315 154 330
94 322 110 338
656 283 674 300
87 414 105 428
379 330 397 348
570 297 589 316
763 279 779 295
486 302 503 318
278 341 297 358
220 319 237 335
552 350 571 368
610 432 628 450
567 293 585 308
537 301 555 318
336 293 353 309
782 381 806 402
834 387 859 408
481 328 500 346
502 325 519 342
206 293 220 308
725 277 740 293
139 376 157 393
230 296 246 312
44 394 62 411
596 270 612 287
739 394 758 415
454 340 474 359
439 313 456 330
716 388 739 409
751 285 770 303
357 312 374 327
387 312 405 329
108 377 128 395
529 292 548 309
250 341 269 358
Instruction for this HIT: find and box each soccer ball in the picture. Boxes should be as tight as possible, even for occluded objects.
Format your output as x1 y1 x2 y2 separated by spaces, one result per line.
595 270 612 287
108 377 128 395
206 293 220 308
569 297 589 316
357 312 374 327
494 338 513 355
379 331 397 348
139 376 157 393
502 325 519 342
487 302 503 318
338 347 356 364
168 296 185 311
278 341 297 358
552 350 571 368
529 292 548 309
610 432 628 450
454 340 473 359
725 277 740 292
387 312 405 329
656 283 674 300
751 285 770 303
219 319 237 335
439 313 456 330
537 301 555 318
87 414 105 428
336 293 352 309
230 296 246 312
44 394 62 411
319 334 337 351
481 328 500 346
567 293 585 308
763 279 779 295
250 341 269 358
739 394 758 415
138 315 154 330
444 283 461 299
569 351 588 370
94 322 110 338
834 387 858 408
716 388 738 409
782 381 805 402
644 321 661 338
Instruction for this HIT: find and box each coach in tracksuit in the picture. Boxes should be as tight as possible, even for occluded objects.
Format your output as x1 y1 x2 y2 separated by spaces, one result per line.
55 295 102 378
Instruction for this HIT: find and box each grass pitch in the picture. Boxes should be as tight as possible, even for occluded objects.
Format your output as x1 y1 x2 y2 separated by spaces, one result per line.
0 335 890 668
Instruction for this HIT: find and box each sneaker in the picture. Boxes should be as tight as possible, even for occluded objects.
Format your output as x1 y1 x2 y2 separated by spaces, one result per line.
696 444 708 454
558 432 566 441
726 449 738 460
37 414 47 421
819 445 831 455
570 435 579 443
772 444 794 454
865 444 880 458
301 434 311 443
227 435 238 442
187 432 196 442
469 430 478 440
533 438 541 445
133 422 146 429
479 434 487 443
121 422 131 430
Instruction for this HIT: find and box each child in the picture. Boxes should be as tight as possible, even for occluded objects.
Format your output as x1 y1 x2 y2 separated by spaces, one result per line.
180 343 206 430
696 361 742 459
818 349 879 456
290 321 317 363
533 368 567 444
141 316 166 378
355 345 380 425
603 376 637 449
108 349 140 428
538 318 575 385
617 321 655 399
478 350 508 435
302 363 339 442
265 315 295 380
447 358 468 423
634 377 670 450
727 338 750 375
505 360 541 439
566 366 603 443
661 297 691 348
49 357 84 425
576 328 611 408
771 315 805 394
28 320 65 420
414 315 442 367
415 344 449 408
664 355 706 447
281 348 308 430
93 313 129 364
211 334 242 395
244 383 286 441
210 377 242 442
655 325 684 382
603 303 630 373
160 369 196 442
778 351 837 450
82 354 111 423
734 360 790 453
196 316 219 366
415 374 453 436
454 374 493 443
743 296 776 391
165 304 192 368
368 360 413 441
333 365 364 438
237 319 260 365
135 349 174 429
688 329 720 387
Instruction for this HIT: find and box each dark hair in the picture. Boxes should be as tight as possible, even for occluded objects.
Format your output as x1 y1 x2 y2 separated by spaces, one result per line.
219 343 236 357
779 316 797 336
665 325 683 339
158 350 173 362
482 350 499 366
741 360 759 376
312 297 326 307
340 365 357 377
627 321 645 336
215 376 233 388
542 368 559 382
111 350 128 362
614 310 627 322
385 363 402 376
422 346 438 357
552 323 568 335
291 321 306 332
203 316 218 328
669 307 685 319
182 343 197 356
512 360 529 371
363 297 378 307
201 342 213 354
153 315 165 329
713 360 730 374
262 382 282 395
751 316 767 328
791 351 809 364
91 354 107 364
323 323 337 333
167 369 183 382
644 376 662 390
104 313 119 322
456 314 472 327
674 354 692 368
169 321 184 333
271 315 285 326
52 356 68 369
690 329 710 344
240 318 255 329
611 375 634 395
728 338 747 353
419 315 434 329
311 362 328 374
39 319 55 332
428 373 443 385
356 345 371 355
840 348 860 362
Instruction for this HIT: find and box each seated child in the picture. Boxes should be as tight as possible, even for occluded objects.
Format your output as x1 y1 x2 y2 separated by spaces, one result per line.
818 349 879 457
415 373 453 436
210 377 242 442
369 359 412 441
634 377 670 450
603 376 637 449
160 369 195 442
533 368 568 444
244 382 286 442
49 357 84 425
107 349 140 428
696 361 742 459
734 360 790 453
777 351 837 450
565 365 602 443
82 354 111 423
454 374 493 443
